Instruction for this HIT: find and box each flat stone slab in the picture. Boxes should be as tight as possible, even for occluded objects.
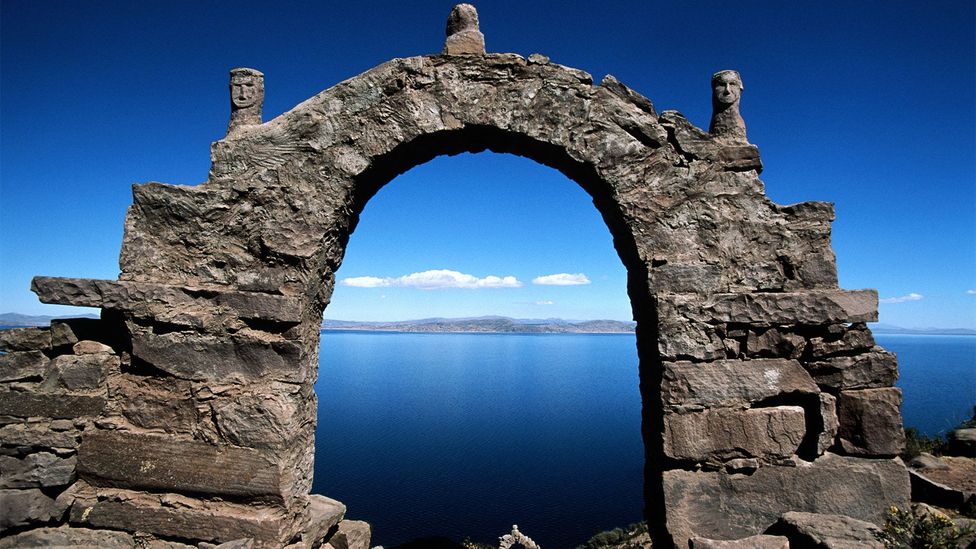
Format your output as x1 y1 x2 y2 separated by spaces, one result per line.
702 289 878 325
31 276 304 325
662 453 909 547
662 358 819 409
78 430 290 503
0 525 141 548
0 350 48 382
69 484 301 547
767 511 883 548
805 349 898 391
0 389 106 419
0 327 51 352
664 406 806 462
690 534 788 548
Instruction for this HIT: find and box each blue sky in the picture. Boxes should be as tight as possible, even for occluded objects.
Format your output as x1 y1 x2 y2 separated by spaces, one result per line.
1 1 973 327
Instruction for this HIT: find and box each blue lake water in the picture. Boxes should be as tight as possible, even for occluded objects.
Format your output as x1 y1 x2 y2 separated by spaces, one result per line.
312 331 975 548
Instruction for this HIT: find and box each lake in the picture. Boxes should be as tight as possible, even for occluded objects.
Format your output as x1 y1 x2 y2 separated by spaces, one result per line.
312 331 975 548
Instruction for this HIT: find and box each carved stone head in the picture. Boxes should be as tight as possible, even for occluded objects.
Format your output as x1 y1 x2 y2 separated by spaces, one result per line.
711 70 743 107
446 3 479 35
709 69 748 142
227 68 264 134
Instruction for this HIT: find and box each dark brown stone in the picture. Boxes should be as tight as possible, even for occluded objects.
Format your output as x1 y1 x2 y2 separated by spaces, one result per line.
0 488 62 532
836 388 905 456
131 331 306 383
69 485 301 547
664 406 806 462
0 327 51 352
661 453 909 547
766 511 883 548
77 430 293 503
0 350 48 382
690 535 788 549
48 353 116 390
805 349 898 391
0 452 76 488
0 389 106 419
662 358 819 409
746 328 805 359
808 323 875 358
703 290 878 325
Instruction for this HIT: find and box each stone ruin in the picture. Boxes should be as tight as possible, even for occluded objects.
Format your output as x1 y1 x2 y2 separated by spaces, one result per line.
0 5 910 548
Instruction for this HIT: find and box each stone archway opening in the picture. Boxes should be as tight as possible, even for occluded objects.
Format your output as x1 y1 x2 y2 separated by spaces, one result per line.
7 4 910 548
312 149 645 547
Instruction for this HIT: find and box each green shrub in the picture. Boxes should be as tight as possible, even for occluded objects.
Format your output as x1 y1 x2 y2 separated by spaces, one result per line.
903 427 948 460
876 505 973 548
576 522 648 549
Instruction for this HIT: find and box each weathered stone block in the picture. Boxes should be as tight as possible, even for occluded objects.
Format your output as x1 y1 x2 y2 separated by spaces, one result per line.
808 323 875 358
0 420 82 449
0 350 48 382
298 495 347 547
766 511 883 548
0 525 138 548
131 331 306 383
661 453 909 547
69 485 302 547
212 391 308 449
32 276 304 325
703 290 878 325
0 327 51 352
746 328 805 359
0 452 76 488
73 339 114 354
115 375 198 434
818 393 839 455
0 389 106 419
0 488 61 532
664 406 806 462
662 359 819 409
837 388 905 456
948 428 976 457
78 430 293 503
690 535 788 549
48 353 117 390
323 519 372 549
805 349 898 391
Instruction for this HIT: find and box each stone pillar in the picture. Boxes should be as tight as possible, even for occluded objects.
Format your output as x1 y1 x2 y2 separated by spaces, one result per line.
444 3 485 55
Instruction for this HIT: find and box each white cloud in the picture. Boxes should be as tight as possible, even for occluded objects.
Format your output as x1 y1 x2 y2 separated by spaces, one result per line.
879 293 923 304
966 289 976 295
342 276 392 288
532 273 591 286
535 300 555 305
340 269 521 290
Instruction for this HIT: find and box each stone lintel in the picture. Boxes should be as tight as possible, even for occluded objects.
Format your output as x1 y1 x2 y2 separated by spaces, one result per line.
69 484 302 547
662 358 819 409
31 276 303 324
703 289 878 325
77 430 291 504
664 406 806 462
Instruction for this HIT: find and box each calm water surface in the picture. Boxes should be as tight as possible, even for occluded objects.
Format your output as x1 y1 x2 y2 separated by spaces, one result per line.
313 331 973 548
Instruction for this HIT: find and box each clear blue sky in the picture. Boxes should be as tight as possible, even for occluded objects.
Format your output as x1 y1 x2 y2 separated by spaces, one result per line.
1 1 973 328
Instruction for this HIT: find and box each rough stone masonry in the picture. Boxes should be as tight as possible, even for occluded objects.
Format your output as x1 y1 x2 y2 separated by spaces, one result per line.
0 4 909 548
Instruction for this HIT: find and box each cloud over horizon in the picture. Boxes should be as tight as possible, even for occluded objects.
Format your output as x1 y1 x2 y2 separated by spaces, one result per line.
880 293 924 304
966 289 976 295
532 273 591 286
341 269 522 290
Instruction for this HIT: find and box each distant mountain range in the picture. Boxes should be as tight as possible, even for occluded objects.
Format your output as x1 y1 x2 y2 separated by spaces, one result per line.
3 312 973 336
0 312 99 327
868 323 976 336
322 316 637 334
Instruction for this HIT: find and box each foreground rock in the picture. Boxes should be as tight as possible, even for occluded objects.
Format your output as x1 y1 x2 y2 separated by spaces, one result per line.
766 511 883 548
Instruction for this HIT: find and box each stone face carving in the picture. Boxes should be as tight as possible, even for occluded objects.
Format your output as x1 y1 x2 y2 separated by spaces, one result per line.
227 67 264 134
444 3 485 55
709 69 747 142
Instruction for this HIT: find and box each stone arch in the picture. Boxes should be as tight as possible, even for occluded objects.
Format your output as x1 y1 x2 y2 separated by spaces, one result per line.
11 22 909 549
